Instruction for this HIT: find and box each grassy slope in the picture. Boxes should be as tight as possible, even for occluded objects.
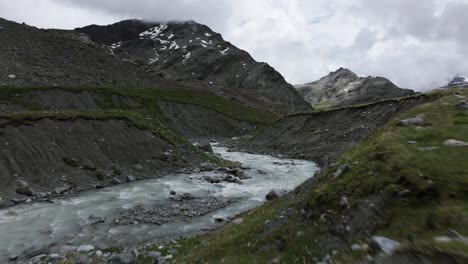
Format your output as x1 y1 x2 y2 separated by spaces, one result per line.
0 86 278 125
172 88 468 263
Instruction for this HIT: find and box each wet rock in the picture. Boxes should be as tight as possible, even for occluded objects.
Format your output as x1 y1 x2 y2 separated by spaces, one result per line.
205 176 221 184
444 139 468 147
333 164 350 178
62 157 79 167
257 169 267 175
181 193 195 200
126 175 136 182
170 190 176 195
8 255 18 261
23 244 49 258
77 245 95 252
266 190 279 201
199 162 215 171
109 253 136 264
215 218 225 223
232 218 243 225
371 236 401 254
397 114 425 127
225 176 244 185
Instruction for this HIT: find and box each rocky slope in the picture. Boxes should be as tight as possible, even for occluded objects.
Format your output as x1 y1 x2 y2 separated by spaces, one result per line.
0 18 165 88
238 93 437 166
295 68 415 108
76 19 310 114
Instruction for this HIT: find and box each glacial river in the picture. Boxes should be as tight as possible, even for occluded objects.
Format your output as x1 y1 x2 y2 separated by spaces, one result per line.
0 145 319 262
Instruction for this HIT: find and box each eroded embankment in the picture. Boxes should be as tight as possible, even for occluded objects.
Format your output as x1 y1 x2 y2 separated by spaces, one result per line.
239 94 439 166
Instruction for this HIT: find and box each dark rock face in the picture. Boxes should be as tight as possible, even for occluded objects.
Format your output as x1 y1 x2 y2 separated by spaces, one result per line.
295 68 415 107
76 19 310 114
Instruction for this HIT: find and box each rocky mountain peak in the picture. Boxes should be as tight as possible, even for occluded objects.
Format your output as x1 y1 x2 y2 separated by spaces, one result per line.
295 68 415 107
76 19 310 114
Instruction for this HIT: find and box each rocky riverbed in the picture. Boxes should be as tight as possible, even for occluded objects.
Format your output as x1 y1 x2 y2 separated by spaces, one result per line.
0 144 319 263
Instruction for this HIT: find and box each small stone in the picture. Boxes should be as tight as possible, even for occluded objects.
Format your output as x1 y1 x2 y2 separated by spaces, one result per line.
8 255 18 261
23 245 49 258
16 186 33 196
7 74 16 79
59 245 77 254
397 189 411 197
170 190 176 195
62 157 79 167
397 115 425 127
133 164 144 171
109 253 135 264
215 218 224 223
371 236 401 254
434 236 452 243
77 245 95 252
111 177 122 184
340 196 350 207
232 218 243 225
54 184 71 195
296 231 304 237
351 244 365 251
444 139 468 147
48 254 61 259
95 250 103 257
333 164 350 178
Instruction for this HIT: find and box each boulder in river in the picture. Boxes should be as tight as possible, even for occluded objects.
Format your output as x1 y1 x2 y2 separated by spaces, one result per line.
205 176 221 184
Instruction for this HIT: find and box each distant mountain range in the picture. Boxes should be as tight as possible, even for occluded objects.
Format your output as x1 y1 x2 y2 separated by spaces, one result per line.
294 68 415 108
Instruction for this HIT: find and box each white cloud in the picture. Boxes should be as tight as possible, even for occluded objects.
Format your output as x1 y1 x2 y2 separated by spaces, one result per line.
1 0 467 91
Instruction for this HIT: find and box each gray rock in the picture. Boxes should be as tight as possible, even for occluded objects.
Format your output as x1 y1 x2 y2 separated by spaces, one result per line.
371 236 401 254
7 74 16 79
126 175 136 182
23 244 49 258
54 184 71 195
444 139 468 147
77 245 95 252
111 177 122 184
232 218 243 225
456 101 468 110
333 164 350 178
109 253 136 264
205 176 221 184
340 196 350 207
270 257 281 264
266 190 279 201
170 190 176 195
418 146 439 152
397 115 425 127
133 164 144 171
62 157 79 167
198 142 213 153
147 251 162 258
8 255 18 261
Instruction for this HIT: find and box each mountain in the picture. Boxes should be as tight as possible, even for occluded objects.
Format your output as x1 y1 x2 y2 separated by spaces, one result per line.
448 74 468 87
75 19 310 113
295 68 415 108
0 17 309 114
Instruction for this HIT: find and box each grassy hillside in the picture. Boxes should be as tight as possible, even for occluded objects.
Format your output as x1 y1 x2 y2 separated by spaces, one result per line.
171 88 468 263
0 86 278 125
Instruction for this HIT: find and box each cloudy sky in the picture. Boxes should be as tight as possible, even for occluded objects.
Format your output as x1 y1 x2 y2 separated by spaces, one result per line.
1 0 467 91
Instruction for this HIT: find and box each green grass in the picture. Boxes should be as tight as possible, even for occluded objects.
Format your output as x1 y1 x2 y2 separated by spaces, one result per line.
0 86 277 125
173 88 468 263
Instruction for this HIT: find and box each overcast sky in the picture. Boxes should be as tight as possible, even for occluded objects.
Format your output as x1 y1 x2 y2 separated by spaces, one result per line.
1 0 467 91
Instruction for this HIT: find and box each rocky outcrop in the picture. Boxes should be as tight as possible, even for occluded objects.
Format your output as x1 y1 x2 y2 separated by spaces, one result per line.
295 68 415 108
76 19 310 114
